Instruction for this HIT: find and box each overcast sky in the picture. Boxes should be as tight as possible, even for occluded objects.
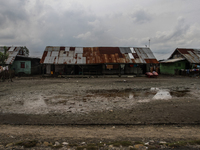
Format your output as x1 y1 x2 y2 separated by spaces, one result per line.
0 0 200 60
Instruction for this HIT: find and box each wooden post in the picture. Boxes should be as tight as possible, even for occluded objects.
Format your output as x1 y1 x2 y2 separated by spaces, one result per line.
103 64 105 76
82 66 83 78
119 64 121 77
8 65 13 82
42 64 44 77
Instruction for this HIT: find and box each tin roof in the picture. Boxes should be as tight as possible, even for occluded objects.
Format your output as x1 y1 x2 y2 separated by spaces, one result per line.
40 46 158 64
160 58 186 63
169 48 200 64
0 46 28 64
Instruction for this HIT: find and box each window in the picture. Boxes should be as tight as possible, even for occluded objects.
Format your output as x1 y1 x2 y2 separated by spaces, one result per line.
21 62 25 68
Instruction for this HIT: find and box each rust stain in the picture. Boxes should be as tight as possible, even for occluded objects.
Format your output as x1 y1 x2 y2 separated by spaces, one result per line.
40 51 48 63
60 47 65 50
132 53 139 58
53 57 56 64
168 48 200 63
70 47 75 51
177 48 194 54
144 59 159 64
74 54 77 59
111 54 116 63
41 46 158 65
132 59 136 63
99 47 123 58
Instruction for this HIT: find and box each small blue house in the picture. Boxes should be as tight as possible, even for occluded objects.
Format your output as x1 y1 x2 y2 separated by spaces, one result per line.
0 46 41 76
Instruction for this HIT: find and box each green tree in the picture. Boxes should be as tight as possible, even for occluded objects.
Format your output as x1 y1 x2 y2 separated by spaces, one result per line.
21 46 29 56
0 46 9 81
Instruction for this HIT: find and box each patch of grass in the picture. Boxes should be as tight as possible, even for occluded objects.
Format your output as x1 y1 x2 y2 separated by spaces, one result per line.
113 143 121 147
87 143 96 147
129 147 137 150
23 140 38 148
134 141 144 145
15 140 38 148
188 140 200 145
76 146 86 150
107 141 132 147
148 145 162 150
148 145 157 150
165 140 200 148
69 143 78 147
97 143 104 147
86 146 98 150
188 141 196 145
196 140 200 145
14 141 23 146
52 145 63 149
167 141 187 147
119 141 132 146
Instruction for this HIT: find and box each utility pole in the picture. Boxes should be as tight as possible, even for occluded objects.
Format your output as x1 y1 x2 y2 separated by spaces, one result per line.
149 39 150 48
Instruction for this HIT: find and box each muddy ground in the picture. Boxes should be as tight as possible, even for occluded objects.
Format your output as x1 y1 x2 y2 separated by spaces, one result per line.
0 75 200 125
0 76 200 149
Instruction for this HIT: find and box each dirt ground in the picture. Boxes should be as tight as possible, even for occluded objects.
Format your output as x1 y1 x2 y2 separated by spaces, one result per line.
0 75 200 147
0 125 200 146
0 75 200 125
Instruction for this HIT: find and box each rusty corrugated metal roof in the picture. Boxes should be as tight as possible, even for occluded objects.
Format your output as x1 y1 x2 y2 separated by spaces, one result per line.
0 46 28 64
40 46 158 64
170 48 200 64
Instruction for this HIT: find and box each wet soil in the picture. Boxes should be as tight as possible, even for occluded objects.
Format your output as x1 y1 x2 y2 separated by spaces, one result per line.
0 76 200 148
0 76 199 125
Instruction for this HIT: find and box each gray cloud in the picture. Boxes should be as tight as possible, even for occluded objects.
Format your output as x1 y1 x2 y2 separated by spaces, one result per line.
151 17 191 51
0 0 200 60
131 9 152 24
0 0 28 23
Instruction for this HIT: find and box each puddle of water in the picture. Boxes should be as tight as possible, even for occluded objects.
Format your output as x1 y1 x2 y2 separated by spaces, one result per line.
170 90 189 97
128 93 134 99
86 88 190 100
86 89 156 99
153 89 172 100
150 87 159 91
20 88 189 114
40 88 190 114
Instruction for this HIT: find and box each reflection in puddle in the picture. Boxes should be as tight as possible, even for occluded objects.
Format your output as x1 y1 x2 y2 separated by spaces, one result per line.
129 93 134 99
19 88 189 114
87 89 156 99
150 87 159 91
87 88 189 100
153 89 172 100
